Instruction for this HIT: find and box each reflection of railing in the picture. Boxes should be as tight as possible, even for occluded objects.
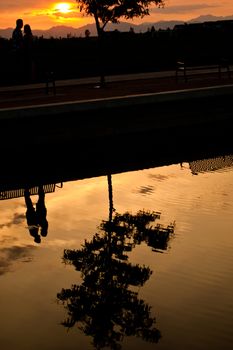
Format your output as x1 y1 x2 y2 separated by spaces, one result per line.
0 183 63 200
189 155 233 175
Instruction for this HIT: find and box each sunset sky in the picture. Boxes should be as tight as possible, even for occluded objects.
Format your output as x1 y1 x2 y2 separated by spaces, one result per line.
1 1 233 30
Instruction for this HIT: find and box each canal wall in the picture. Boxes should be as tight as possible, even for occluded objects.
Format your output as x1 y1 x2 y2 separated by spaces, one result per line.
0 83 233 145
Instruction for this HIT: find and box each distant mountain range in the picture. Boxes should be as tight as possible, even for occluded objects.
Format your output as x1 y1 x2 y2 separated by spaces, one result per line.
1 14 233 39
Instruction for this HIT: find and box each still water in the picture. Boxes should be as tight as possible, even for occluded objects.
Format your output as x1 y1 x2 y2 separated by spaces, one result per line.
0 156 232 350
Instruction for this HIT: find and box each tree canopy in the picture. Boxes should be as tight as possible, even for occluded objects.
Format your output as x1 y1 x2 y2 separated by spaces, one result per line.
76 0 165 34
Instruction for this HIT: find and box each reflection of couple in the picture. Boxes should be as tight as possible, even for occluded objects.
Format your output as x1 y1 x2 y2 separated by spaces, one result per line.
24 186 48 244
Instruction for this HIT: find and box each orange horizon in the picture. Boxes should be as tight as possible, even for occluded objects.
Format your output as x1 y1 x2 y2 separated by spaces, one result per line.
1 1 233 30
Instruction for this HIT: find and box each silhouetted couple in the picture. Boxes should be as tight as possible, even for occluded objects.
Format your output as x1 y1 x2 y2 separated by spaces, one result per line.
12 18 35 83
24 186 48 244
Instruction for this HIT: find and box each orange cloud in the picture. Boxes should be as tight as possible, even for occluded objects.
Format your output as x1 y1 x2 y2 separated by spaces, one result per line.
1 0 233 29
0 2 88 29
148 0 233 21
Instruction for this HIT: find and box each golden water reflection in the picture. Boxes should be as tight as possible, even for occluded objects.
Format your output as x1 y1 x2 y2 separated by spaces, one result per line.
0 157 232 349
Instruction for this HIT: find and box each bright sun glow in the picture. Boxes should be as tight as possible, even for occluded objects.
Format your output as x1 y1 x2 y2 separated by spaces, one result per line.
55 3 71 13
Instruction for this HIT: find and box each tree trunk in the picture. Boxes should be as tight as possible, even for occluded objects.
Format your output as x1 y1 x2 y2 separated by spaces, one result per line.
94 16 106 87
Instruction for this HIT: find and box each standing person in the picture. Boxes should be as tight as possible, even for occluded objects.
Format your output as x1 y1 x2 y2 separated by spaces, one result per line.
12 18 23 52
23 24 36 82
11 18 24 83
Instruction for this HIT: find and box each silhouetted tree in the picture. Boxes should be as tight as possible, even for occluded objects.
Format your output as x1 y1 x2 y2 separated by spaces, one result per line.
75 0 165 85
76 1 164 36
57 208 174 349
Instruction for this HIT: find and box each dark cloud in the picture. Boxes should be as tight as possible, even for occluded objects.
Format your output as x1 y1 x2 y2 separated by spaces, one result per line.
138 185 154 195
152 3 219 14
0 212 25 229
148 174 169 181
0 235 18 245
0 245 35 276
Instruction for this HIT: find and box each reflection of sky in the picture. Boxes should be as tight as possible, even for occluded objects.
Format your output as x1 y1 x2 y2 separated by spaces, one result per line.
0 163 232 349
1 1 233 29
1 162 233 260
0 241 34 275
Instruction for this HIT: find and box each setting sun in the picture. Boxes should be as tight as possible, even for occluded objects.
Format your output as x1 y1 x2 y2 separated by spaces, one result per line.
55 2 71 13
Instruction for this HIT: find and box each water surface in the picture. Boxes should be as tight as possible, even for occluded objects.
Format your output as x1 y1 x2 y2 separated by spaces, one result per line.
0 155 232 350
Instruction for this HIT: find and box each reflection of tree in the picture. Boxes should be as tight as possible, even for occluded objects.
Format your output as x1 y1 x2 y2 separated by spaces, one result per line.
57 204 174 349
